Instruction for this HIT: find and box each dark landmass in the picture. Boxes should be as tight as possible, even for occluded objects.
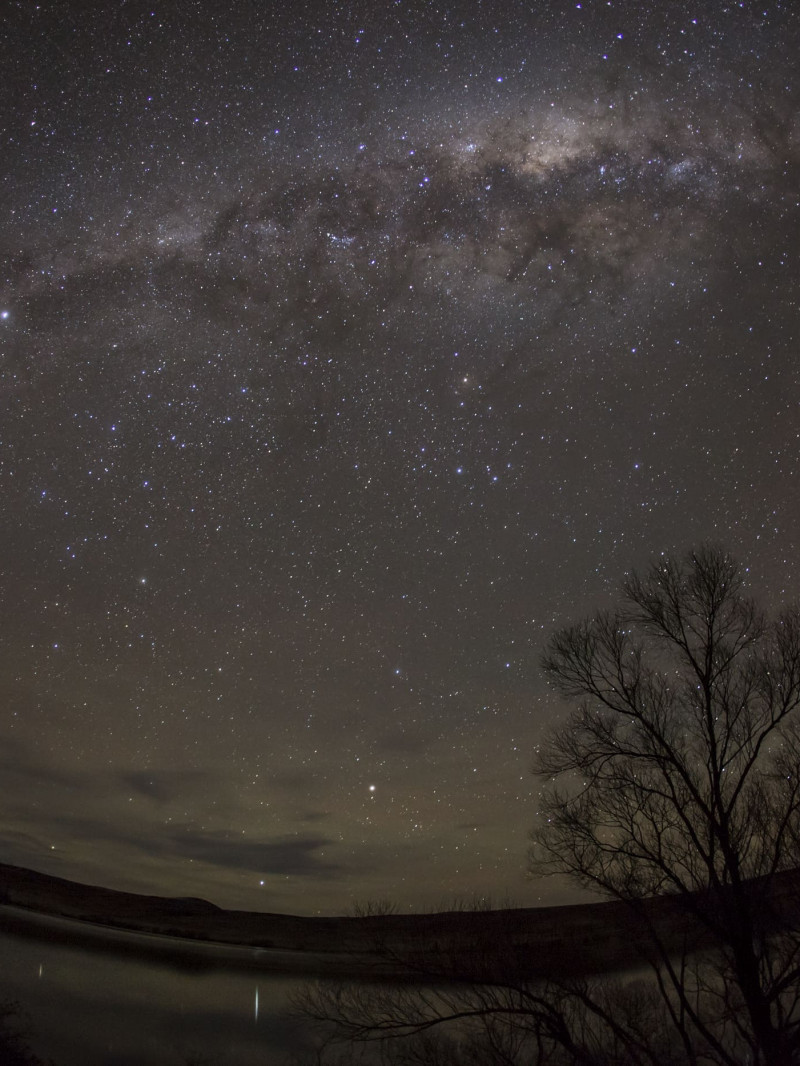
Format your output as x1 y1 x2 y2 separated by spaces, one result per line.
2 862 799 980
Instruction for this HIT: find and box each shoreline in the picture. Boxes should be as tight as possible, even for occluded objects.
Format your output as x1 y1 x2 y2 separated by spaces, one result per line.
0 903 393 978
3 860 800 982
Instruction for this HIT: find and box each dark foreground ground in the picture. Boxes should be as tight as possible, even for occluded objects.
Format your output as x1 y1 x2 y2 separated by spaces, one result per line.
2 861 799 980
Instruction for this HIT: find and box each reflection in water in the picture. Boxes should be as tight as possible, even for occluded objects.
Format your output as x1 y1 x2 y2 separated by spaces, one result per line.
0 906 319 1065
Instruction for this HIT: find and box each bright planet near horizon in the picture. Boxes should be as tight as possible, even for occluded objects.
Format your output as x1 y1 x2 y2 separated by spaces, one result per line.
1 0 799 915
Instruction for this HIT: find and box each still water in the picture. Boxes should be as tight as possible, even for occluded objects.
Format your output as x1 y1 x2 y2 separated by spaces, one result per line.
0 906 327 1066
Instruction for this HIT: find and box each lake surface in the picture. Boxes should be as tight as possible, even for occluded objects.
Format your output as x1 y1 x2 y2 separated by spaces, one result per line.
0 906 330 1065
0 905 662 1064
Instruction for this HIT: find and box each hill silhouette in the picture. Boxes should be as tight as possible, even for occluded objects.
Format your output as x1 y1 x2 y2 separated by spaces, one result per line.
2 861 799 980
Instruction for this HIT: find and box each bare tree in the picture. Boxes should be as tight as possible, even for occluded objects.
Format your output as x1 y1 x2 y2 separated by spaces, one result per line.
348 898 400 918
533 544 800 1065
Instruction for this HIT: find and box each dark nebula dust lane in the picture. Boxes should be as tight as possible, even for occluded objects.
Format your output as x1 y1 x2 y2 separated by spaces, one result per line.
1 0 799 913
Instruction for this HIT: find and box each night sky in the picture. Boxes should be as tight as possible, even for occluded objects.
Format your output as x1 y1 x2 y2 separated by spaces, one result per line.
1 0 799 915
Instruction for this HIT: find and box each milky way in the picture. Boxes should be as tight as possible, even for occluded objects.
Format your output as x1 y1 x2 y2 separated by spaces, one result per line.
1 1 799 912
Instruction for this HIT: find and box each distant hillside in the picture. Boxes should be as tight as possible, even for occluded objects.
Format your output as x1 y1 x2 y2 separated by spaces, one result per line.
2 861 800 980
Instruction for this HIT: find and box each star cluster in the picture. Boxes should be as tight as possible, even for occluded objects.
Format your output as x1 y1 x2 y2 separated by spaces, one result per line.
1 0 799 913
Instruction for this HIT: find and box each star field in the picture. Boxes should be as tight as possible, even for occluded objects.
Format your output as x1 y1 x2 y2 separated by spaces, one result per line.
1 0 799 913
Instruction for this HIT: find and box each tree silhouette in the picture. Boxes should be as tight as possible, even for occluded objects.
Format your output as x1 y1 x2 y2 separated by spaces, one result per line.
533 544 800 1065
